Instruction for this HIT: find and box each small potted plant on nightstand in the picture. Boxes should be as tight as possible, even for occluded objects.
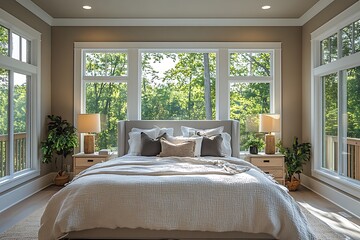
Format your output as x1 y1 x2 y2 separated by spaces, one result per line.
277 137 311 191
244 135 265 154
41 115 78 186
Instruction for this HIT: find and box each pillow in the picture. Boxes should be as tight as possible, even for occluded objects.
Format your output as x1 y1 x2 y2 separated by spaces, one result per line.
220 132 232 157
158 138 195 157
181 126 224 137
140 132 166 156
128 127 160 155
201 134 224 157
155 126 174 136
165 135 203 157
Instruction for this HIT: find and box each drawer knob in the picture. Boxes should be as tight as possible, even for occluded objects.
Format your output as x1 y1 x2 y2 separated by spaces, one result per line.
263 160 270 163
87 159 94 162
265 171 270 174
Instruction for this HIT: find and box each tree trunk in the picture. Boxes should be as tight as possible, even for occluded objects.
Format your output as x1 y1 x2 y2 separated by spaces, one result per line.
203 53 212 120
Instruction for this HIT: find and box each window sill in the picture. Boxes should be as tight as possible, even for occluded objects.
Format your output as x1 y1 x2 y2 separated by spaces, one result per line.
0 169 40 193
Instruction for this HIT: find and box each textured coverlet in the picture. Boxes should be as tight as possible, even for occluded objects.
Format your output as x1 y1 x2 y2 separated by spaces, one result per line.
39 156 315 240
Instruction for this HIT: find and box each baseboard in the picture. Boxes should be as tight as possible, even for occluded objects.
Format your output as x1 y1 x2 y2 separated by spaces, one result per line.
0 172 56 213
300 173 360 219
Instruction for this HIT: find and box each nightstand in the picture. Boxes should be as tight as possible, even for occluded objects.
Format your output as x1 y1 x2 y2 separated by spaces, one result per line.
72 152 115 175
249 153 285 185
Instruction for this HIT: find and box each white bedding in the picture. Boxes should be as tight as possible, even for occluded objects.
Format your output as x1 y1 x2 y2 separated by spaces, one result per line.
39 155 315 240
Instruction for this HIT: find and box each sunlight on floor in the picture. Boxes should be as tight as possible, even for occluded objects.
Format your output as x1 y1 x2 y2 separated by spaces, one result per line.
298 202 360 239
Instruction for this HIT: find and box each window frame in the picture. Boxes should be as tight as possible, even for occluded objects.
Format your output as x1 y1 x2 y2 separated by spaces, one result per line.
74 42 281 150
311 1 360 198
0 9 41 192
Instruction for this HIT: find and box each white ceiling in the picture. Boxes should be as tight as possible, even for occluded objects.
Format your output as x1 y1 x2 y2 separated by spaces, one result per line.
16 0 334 26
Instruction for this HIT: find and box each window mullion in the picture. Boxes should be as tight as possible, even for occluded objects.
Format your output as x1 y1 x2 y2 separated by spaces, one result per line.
8 71 14 176
338 70 348 177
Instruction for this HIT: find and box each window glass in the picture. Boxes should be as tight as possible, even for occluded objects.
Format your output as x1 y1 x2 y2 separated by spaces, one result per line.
11 33 20 60
341 24 353 57
322 73 338 173
0 25 9 56
13 72 29 173
85 52 127 77
355 20 360 53
141 52 216 120
321 38 330 65
345 66 360 180
329 34 338 62
229 52 271 77
21 37 31 63
85 82 127 151
0 68 9 177
230 82 270 151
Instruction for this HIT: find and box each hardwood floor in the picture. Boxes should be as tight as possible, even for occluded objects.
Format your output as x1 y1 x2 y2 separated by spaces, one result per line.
0 184 359 239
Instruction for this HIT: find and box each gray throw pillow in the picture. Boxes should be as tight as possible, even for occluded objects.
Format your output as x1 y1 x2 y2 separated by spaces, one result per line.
201 134 224 157
140 132 166 156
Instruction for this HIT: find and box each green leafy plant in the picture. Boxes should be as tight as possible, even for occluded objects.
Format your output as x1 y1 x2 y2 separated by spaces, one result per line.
243 135 265 150
41 115 78 174
277 137 311 181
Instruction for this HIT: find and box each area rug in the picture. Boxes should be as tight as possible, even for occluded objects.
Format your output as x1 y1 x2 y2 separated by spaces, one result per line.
0 205 344 239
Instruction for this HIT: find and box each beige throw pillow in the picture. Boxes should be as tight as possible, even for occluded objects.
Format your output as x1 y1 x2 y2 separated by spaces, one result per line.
158 138 195 157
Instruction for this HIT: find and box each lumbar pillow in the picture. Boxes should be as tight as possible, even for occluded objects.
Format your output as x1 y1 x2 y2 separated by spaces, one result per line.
164 135 203 157
158 138 195 157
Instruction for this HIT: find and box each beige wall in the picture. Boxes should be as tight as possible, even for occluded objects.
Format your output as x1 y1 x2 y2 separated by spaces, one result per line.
301 0 357 176
0 2 52 175
52 26 302 146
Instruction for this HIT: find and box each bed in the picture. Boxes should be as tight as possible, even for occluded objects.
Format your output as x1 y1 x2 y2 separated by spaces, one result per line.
39 120 315 240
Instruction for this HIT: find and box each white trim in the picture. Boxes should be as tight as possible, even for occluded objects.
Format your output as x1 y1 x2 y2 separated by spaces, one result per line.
298 0 334 26
0 172 56 213
14 0 334 27
300 174 360 219
15 0 53 26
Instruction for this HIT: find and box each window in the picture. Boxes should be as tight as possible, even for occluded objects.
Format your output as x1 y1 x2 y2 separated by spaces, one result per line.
312 3 360 198
229 51 276 151
0 9 41 191
75 42 281 153
141 52 216 120
82 50 128 151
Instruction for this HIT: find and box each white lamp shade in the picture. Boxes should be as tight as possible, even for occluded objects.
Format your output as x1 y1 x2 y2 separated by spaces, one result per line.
77 114 101 133
259 114 280 133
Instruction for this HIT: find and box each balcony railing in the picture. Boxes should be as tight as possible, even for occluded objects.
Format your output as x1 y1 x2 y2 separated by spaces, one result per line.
325 135 360 181
0 133 27 178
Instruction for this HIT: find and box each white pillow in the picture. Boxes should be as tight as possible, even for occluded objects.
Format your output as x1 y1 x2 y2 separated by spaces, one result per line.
166 135 203 157
221 132 232 157
181 126 224 137
128 128 160 155
157 127 174 136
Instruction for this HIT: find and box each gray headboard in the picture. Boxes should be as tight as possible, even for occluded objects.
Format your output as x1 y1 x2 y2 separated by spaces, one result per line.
117 120 240 158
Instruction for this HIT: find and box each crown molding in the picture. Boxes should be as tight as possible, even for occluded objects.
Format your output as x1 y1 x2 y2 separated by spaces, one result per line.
16 0 334 27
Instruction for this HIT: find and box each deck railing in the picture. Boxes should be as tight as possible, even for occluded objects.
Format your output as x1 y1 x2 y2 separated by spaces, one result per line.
325 135 360 181
0 133 27 178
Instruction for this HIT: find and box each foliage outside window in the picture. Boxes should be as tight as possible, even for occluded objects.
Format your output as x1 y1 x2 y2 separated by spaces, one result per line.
141 52 216 120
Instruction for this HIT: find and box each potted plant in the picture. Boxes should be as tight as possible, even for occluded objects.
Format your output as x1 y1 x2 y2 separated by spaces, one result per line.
41 115 78 185
277 137 311 191
243 135 265 154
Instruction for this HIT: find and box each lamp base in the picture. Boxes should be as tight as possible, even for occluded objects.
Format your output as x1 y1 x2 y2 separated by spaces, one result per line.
84 134 95 154
265 134 276 154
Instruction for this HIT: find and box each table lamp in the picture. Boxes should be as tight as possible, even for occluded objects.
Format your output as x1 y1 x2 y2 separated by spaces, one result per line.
77 113 101 154
259 114 280 154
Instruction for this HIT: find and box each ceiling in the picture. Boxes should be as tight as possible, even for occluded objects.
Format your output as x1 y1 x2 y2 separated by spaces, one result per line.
16 0 334 26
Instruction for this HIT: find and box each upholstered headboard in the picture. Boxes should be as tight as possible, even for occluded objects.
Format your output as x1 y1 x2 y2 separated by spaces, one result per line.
117 120 240 158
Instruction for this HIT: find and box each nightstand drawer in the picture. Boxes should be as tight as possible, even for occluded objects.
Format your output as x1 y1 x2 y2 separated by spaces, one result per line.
75 157 105 167
261 168 284 178
250 157 284 167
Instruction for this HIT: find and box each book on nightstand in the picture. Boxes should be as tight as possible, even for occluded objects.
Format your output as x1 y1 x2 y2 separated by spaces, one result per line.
99 149 111 155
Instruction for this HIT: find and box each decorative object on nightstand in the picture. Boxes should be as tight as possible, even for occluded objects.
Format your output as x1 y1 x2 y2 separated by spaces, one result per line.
41 115 78 186
243 135 265 154
72 152 115 175
249 153 285 185
77 113 101 154
277 137 311 191
259 114 280 154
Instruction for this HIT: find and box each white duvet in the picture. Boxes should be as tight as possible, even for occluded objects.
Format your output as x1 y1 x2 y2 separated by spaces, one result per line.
39 155 315 240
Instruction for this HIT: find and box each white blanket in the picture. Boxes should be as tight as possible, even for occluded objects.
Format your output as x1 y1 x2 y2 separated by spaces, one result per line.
39 156 315 240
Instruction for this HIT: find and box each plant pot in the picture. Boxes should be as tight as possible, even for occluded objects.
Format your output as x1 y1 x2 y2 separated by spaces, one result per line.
249 146 258 154
286 178 300 191
54 173 70 186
